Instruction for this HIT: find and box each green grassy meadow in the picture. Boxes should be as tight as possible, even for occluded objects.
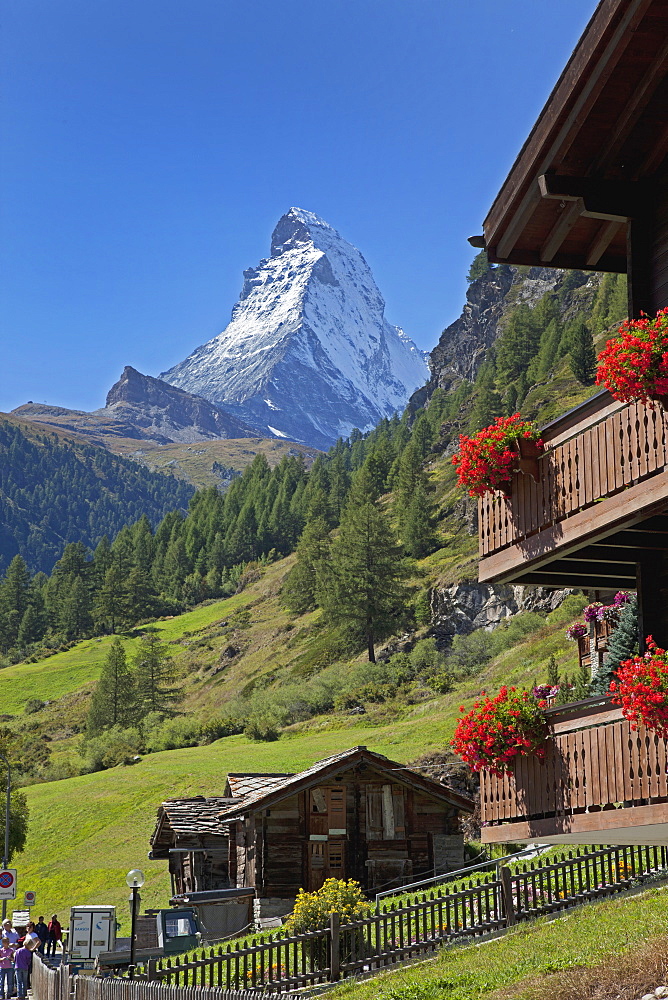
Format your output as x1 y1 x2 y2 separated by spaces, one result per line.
18 719 457 930
4 526 590 935
330 884 668 1000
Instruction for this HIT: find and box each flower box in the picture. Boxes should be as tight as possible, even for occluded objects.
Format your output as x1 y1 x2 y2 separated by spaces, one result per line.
596 307 668 405
452 414 543 499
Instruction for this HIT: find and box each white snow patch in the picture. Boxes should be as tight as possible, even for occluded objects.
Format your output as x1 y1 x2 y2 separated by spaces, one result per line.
267 425 290 438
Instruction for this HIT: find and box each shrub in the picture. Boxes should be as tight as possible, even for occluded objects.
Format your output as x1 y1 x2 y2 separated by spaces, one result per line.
79 726 143 772
24 699 45 715
199 717 245 742
544 594 588 626
243 713 281 741
286 879 371 934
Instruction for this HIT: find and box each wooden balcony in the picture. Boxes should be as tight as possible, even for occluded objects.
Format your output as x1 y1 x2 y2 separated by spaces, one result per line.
480 698 668 846
478 390 668 594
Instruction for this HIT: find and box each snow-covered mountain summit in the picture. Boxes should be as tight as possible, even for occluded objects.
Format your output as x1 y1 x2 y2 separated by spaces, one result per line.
160 208 429 449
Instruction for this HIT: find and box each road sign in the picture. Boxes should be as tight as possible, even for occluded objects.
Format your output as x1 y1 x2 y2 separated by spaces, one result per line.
11 912 29 927
24 891 36 907
0 870 16 900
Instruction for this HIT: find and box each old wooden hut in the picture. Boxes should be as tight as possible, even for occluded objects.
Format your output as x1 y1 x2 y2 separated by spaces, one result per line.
149 796 237 896
218 746 474 919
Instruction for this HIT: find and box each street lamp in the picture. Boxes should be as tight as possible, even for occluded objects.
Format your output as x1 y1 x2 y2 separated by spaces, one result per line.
126 869 145 976
0 754 10 923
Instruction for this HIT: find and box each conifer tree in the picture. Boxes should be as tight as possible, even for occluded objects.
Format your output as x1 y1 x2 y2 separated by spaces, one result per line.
134 631 179 717
401 477 437 559
466 250 492 283
87 637 137 734
282 517 331 614
93 564 126 633
17 605 42 647
319 489 412 662
547 654 559 687
592 594 639 694
569 321 597 385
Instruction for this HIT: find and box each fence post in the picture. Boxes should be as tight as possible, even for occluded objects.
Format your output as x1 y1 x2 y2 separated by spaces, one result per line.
499 866 516 926
329 912 340 982
147 959 157 983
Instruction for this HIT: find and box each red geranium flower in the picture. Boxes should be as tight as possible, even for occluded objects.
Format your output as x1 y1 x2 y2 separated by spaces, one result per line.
609 635 668 738
451 414 543 498
596 308 668 404
450 686 548 776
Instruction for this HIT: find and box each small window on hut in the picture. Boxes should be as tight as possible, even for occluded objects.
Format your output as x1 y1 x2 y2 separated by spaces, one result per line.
366 784 405 839
329 844 343 870
311 788 328 813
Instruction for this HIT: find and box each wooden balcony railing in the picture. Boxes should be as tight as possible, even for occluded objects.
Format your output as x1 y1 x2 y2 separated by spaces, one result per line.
480 697 668 832
479 393 668 558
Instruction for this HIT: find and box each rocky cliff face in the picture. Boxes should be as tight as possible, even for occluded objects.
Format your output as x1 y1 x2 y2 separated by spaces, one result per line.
428 582 572 644
160 208 429 449
415 264 602 403
98 366 257 443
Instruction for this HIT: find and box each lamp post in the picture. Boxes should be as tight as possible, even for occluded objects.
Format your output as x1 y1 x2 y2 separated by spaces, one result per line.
126 869 145 977
0 754 10 923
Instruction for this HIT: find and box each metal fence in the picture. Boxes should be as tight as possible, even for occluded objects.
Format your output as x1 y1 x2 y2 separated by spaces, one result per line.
135 844 668 992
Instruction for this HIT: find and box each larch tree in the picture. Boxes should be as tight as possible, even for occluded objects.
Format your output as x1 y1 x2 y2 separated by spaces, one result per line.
319 489 412 663
87 637 137 735
133 631 180 717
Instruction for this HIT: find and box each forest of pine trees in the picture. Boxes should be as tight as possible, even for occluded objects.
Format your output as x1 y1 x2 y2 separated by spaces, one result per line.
0 420 194 575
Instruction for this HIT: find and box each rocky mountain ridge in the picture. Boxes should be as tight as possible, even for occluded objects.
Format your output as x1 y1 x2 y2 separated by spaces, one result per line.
12 368 257 446
160 208 429 449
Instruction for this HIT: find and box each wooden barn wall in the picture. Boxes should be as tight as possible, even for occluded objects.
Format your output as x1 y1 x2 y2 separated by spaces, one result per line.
261 793 304 897
245 772 463 898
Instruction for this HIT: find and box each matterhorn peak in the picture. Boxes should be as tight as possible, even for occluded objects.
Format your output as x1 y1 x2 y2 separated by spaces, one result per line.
160 209 429 449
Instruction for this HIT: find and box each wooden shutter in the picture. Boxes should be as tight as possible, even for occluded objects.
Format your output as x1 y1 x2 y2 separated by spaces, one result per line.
382 785 396 839
327 786 346 831
393 787 406 837
366 786 384 840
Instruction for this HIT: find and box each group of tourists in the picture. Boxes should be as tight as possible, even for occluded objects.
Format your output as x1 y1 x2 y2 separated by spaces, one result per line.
0 916 62 999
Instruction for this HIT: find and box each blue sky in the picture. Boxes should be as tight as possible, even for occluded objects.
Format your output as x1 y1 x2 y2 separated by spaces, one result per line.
2 0 595 413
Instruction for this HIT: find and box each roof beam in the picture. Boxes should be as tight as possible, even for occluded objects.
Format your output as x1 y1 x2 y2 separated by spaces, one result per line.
565 545 638 564
492 0 652 259
637 120 668 178
519 572 637 589
586 220 623 266
593 35 668 170
538 174 645 221
484 246 626 274
540 199 585 263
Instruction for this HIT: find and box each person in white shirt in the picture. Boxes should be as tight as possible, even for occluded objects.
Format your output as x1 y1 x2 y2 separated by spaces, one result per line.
1 923 17 946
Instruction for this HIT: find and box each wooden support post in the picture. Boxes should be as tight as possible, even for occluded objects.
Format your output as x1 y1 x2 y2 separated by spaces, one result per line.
637 552 668 651
499 867 516 926
627 212 654 319
329 912 340 982
147 959 157 982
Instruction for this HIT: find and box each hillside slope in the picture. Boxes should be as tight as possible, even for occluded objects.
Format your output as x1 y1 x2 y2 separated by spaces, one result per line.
12 554 587 925
0 416 194 575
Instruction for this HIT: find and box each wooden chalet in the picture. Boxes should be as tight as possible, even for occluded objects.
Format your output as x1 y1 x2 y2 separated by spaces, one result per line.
149 750 473 920
469 0 668 846
218 747 473 917
149 796 237 896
